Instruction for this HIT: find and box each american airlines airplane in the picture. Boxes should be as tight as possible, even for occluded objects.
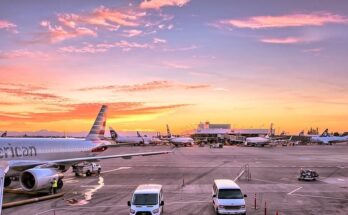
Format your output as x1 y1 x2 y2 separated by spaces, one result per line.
109 127 147 145
166 125 194 147
310 129 348 145
0 105 171 214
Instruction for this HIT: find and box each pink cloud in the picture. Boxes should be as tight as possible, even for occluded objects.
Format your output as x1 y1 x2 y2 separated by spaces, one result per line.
163 62 191 69
302 48 322 53
77 81 209 92
221 12 348 29
57 6 145 31
140 0 190 9
153 37 166 44
0 20 17 33
0 50 49 59
163 45 197 52
59 40 152 53
260 37 304 44
41 21 96 43
122 29 142 37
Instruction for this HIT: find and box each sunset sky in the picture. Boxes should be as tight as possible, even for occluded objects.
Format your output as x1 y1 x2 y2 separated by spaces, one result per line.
1 0 348 135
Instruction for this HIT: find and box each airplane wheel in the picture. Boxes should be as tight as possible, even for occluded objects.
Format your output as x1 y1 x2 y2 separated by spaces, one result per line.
86 171 92 177
4 177 11 187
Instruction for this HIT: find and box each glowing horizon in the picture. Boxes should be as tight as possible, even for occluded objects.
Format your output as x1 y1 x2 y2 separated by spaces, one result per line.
1 0 348 135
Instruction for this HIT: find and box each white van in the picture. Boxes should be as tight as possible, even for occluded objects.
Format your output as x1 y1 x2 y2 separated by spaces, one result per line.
212 179 247 215
128 184 164 215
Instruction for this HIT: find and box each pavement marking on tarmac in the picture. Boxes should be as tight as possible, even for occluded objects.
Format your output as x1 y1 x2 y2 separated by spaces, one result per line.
290 193 348 201
287 186 303 195
101 167 132 174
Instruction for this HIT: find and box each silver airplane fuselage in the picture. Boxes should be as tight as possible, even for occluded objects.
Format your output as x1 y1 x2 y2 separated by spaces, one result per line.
0 137 109 176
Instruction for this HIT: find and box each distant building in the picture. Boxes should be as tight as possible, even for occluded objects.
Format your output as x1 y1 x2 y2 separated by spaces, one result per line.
192 121 274 144
193 122 232 143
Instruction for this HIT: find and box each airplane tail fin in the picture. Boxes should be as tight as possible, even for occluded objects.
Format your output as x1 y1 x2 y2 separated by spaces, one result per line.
109 127 118 141
166 124 172 138
320 129 329 137
136 131 142 138
1 131 6 137
299 130 304 136
86 105 107 141
266 123 273 137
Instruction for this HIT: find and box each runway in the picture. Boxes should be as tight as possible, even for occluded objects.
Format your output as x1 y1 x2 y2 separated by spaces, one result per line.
3 144 348 215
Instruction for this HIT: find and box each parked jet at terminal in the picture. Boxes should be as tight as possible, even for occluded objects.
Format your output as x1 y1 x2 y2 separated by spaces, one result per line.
0 105 171 214
310 129 348 145
244 124 276 147
137 131 162 145
166 125 194 147
109 127 148 145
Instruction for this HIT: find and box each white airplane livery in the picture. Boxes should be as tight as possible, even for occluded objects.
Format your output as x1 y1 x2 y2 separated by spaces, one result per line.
310 129 348 145
244 124 274 147
136 131 162 145
0 105 171 214
166 125 194 147
110 127 147 145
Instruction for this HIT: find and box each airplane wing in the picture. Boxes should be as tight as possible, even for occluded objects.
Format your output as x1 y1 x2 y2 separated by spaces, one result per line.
0 161 9 215
10 150 173 170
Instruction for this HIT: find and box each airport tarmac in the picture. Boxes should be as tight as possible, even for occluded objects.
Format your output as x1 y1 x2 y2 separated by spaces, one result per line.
3 144 348 215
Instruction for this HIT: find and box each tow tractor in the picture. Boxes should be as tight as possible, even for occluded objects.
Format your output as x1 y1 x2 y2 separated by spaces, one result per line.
298 169 319 181
72 162 101 177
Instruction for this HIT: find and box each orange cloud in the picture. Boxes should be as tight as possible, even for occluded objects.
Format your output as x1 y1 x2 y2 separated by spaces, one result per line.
78 81 209 92
140 0 190 9
0 82 63 100
0 102 190 123
221 12 348 29
260 37 304 44
40 21 96 43
0 20 17 32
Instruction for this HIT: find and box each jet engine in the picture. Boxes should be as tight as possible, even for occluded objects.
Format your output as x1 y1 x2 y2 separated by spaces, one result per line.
19 168 64 192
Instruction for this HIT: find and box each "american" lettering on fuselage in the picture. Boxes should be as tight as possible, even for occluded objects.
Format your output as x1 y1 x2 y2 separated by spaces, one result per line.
0 143 37 159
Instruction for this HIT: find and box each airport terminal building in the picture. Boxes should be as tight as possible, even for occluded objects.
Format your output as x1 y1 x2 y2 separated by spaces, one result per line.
192 122 271 144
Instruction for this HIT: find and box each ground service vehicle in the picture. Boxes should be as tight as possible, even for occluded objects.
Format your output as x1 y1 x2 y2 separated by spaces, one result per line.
72 162 101 177
298 169 319 181
128 184 164 215
212 179 247 215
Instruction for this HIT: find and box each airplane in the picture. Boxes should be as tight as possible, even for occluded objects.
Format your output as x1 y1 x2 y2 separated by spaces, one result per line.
136 131 162 145
0 105 171 214
0 131 6 138
110 127 147 145
244 123 284 147
165 124 194 147
310 129 348 145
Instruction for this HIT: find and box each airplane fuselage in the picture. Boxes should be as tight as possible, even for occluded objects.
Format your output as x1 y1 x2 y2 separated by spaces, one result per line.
170 137 194 145
0 138 109 176
311 136 348 144
245 137 270 145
